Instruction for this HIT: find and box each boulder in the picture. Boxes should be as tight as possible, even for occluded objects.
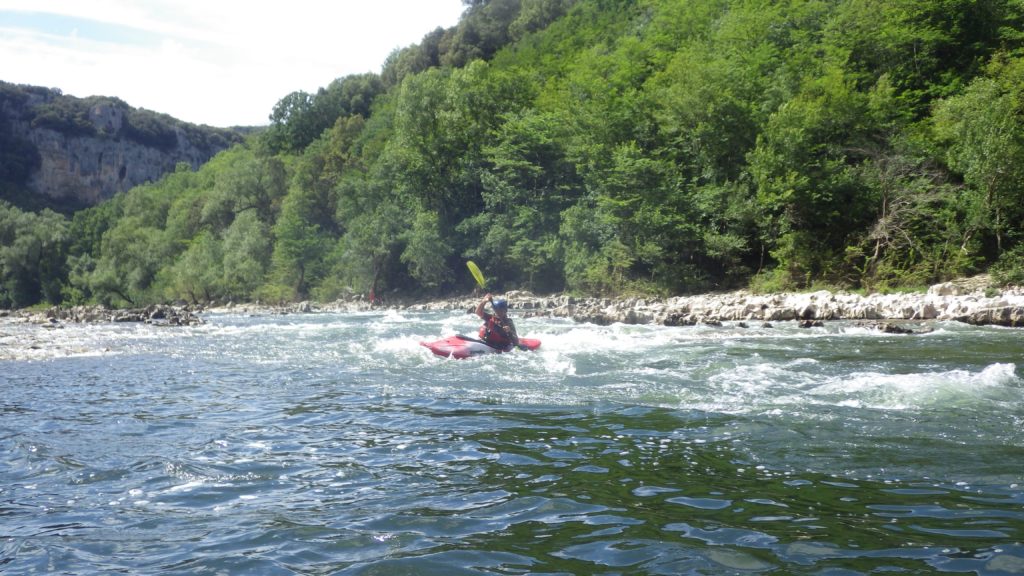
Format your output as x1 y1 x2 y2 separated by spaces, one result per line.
958 306 1024 327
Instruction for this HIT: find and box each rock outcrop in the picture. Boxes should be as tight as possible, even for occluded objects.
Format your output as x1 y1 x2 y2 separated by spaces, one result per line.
26 120 211 205
1 82 242 206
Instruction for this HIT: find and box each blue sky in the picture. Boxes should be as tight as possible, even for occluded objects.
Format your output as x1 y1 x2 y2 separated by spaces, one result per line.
0 0 465 127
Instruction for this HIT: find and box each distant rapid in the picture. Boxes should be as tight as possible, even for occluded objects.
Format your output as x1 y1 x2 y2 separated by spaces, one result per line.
2 310 1022 574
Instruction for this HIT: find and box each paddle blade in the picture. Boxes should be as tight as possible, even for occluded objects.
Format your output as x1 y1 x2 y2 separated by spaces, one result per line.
467 261 486 288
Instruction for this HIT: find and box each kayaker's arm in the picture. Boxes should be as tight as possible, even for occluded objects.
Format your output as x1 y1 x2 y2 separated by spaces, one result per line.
476 293 492 319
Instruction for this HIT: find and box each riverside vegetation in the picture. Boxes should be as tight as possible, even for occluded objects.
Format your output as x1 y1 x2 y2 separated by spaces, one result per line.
2 0 1024 312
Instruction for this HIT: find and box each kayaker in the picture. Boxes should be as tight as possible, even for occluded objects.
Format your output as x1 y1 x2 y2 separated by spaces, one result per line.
476 293 524 351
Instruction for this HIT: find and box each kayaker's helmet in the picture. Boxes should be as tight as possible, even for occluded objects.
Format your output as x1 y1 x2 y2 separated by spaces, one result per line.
492 298 508 311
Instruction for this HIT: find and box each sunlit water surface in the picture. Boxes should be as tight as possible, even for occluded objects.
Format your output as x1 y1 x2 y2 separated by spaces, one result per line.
2 310 1023 574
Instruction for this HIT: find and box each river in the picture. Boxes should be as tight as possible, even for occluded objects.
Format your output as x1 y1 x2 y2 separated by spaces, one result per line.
2 309 1022 574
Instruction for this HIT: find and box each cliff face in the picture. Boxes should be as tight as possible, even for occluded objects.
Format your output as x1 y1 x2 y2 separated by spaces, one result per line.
24 106 217 205
0 82 244 208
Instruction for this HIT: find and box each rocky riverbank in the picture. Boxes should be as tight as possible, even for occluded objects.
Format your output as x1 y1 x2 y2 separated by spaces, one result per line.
0 303 204 327
4 276 1023 329
208 275 1024 328
400 278 1024 328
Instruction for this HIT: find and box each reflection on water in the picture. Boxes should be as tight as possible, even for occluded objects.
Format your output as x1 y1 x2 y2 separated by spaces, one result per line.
1 311 1022 574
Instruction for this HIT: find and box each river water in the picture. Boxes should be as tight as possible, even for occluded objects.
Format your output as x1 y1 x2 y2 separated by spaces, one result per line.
2 309 1022 574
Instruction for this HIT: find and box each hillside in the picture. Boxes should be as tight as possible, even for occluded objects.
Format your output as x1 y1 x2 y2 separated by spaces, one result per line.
2 0 1024 310
0 82 244 212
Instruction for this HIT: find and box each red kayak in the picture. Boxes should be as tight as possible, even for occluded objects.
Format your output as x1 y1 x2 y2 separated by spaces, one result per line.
420 335 542 359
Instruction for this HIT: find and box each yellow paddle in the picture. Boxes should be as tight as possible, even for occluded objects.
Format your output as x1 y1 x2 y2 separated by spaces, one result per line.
467 261 486 289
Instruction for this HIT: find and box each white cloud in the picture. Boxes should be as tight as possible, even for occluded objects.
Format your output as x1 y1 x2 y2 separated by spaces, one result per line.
0 0 465 126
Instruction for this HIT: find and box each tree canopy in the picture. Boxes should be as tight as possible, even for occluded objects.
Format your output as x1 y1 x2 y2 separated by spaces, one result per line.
4 0 1024 308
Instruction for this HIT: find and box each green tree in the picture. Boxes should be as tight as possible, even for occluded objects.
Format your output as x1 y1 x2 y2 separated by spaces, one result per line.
749 66 876 287
849 146 965 287
265 91 318 153
509 0 575 40
560 201 625 294
264 74 385 153
401 210 453 290
164 231 223 304
462 109 578 291
385 61 534 255
88 220 169 306
0 202 70 307
202 147 288 228
221 211 272 300
826 0 1017 113
332 199 409 300
441 0 522 67
933 55 1024 257
18 0 1024 305
271 192 331 299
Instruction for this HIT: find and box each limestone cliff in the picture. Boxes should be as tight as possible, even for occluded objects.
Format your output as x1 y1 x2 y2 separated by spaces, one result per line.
0 81 245 208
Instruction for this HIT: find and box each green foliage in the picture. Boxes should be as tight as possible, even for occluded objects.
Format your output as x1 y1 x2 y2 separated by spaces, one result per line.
264 73 385 153
330 196 409 299
124 108 179 151
7 0 1024 307
462 109 577 291
270 190 331 299
10 83 239 152
381 0 564 87
401 211 452 290
221 211 272 299
163 231 223 304
68 195 124 258
87 219 168 306
0 201 70 307
559 201 619 294
30 97 100 136
203 147 288 227
933 54 1024 257
510 0 575 40
692 181 760 288
441 0 522 67
991 243 1024 286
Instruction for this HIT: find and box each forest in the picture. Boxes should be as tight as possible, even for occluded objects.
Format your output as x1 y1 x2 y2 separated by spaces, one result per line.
2 0 1024 309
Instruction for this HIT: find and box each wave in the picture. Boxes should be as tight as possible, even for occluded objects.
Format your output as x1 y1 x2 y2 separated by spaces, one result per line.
807 362 1021 410
698 362 1022 414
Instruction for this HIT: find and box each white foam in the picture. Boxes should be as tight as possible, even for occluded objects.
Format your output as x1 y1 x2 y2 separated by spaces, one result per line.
373 335 426 355
678 358 1023 414
536 349 576 376
977 362 1020 387
166 479 204 493
807 362 1021 410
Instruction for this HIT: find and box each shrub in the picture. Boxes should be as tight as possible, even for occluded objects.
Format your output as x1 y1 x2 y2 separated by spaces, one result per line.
991 244 1024 286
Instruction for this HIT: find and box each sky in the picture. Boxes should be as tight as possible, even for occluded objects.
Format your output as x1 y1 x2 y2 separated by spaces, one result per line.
0 0 466 127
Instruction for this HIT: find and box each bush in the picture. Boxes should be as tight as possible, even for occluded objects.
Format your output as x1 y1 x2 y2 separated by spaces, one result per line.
748 267 796 294
124 109 179 151
252 282 295 306
991 244 1024 286
30 101 96 136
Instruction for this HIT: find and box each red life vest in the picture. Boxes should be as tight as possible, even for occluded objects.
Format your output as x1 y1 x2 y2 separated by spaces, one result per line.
479 315 513 348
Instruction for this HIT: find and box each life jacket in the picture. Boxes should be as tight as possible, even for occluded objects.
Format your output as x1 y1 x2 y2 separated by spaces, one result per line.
479 314 513 348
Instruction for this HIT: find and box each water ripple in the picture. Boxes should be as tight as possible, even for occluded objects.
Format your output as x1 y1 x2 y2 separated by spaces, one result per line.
1 312 1022 573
